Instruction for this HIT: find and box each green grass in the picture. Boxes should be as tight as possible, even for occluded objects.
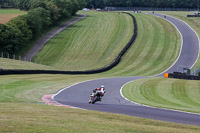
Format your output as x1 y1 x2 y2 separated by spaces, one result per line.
0 9 26 14
0 58 55 70
0 74 200 132
33 11 134 71
122 77 200 113
0 74 97 102
18 16 74 57
32 12 181 76
0 12 181 77
103 13 181 76
0 103 199 133
0 11 192 131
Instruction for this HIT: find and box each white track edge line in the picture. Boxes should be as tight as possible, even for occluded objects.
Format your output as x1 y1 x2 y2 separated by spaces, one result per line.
120 13 200 116
158 13 200 69
53 13 200 116
152 13 183 76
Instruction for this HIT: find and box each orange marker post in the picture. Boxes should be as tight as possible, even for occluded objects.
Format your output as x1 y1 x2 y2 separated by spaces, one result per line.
164 73 169 78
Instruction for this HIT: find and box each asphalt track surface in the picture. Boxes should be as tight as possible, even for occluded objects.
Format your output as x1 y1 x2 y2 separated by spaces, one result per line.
53 14 200 126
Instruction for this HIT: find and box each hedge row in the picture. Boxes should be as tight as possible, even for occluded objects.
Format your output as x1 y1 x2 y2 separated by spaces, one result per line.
0 12 138 75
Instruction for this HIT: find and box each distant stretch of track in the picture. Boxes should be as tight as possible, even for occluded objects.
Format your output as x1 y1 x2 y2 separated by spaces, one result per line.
53 13 200 126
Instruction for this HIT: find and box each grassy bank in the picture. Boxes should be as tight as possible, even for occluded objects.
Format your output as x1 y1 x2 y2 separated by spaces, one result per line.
122 77 200 113
0 11 181 77
33 11 134 71
0 103 199 133
0 58 55 70
103 13 181 76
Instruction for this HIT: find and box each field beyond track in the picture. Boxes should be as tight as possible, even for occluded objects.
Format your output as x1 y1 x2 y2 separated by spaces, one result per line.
0 9 26 24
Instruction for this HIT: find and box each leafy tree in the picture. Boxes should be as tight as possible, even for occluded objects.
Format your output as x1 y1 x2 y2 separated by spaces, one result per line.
77 0 87 9
51 0 71 18
0 24 22 53
44 0 60 22
7 16 32 49
24 7 51 38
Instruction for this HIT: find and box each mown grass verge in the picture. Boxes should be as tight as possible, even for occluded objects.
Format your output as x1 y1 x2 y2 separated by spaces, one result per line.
0 74 98 102
100 13 181 76
0 103 200 133
122 77 200 113
32 11 134 71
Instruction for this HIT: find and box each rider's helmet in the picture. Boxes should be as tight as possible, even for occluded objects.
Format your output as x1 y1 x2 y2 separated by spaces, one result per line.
100 85 105 91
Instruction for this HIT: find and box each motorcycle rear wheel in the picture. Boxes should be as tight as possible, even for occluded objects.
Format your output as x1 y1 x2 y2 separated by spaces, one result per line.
92 96 98 104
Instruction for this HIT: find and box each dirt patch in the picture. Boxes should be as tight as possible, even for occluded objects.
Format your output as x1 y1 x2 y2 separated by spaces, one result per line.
0 14 21 24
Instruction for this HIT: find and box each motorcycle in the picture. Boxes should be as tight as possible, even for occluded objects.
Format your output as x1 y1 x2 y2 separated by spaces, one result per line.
89 91 102 104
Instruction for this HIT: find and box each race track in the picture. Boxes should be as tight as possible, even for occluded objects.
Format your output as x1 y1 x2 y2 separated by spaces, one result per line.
53 14 200 126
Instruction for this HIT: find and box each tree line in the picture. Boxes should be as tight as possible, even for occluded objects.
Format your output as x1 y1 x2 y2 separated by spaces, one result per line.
0 0 86 54
86 0 200 9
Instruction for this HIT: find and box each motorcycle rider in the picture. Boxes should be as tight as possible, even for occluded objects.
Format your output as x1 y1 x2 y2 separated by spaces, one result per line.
89 85 106 103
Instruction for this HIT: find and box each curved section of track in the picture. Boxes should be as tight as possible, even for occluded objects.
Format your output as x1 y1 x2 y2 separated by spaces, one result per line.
156 14 199 76
53 14 200 126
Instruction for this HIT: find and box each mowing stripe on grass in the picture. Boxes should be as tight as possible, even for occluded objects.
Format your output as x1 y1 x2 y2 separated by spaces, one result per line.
152 11 200 70
33 12 134 71
122 77 200 113
103 13 181 76
0 12 138 75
